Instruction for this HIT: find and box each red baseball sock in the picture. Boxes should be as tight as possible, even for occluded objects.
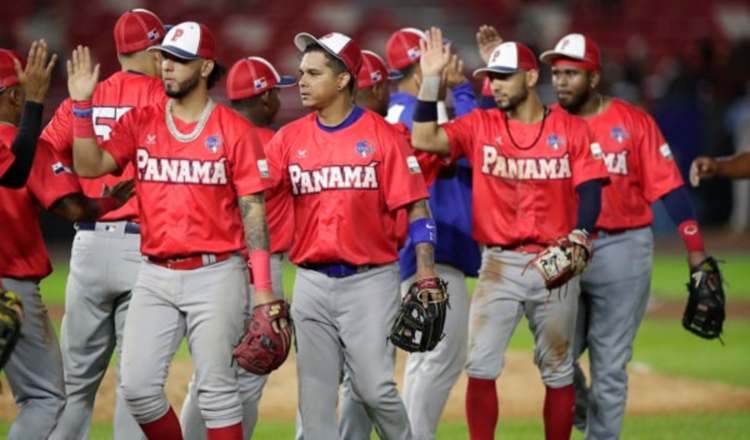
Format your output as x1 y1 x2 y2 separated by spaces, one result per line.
466 377 498 440
139 407 183 440
207 422 243 440
544 385 575 440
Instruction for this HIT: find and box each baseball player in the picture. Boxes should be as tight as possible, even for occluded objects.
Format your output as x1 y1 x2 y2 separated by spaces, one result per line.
179 55 296 440
540 33 712 439
0 42 57 188
690 152 750 184
265 31 436 439
65 21 278 440
411 28 609 440
40 9 167 440
0 46 137 440
339 30 482 439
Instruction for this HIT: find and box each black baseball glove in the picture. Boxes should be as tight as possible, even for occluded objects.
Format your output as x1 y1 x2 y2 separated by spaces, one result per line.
683 257 725 341
389 277 449 352
0 290 22 371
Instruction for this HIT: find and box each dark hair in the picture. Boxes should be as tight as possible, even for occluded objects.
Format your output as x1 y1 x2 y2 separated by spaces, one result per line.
207 62 227 90
397 62 418 82
230 92 264 111
303 43 355 94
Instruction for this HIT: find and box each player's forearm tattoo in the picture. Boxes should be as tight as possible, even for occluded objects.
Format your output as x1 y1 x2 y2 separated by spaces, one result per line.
239 194 270 252
415 242 435 270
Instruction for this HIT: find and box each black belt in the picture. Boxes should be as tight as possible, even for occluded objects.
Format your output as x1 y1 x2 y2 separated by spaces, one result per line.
76 221 141 234
300 262 376 278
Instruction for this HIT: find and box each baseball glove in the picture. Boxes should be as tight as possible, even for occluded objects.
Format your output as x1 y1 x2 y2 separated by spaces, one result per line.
531 229 593 290
683 257 725 341
233 299 293 375
0 290 22 371
389 277 449 352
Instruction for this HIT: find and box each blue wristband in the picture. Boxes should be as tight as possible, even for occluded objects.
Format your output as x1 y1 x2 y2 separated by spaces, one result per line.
413 100 438 123
72 107 93 118
409 218 438 246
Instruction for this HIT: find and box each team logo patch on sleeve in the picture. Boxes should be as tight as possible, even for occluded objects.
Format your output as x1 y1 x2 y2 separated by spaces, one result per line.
205 135 223 153
659 143 674 160
257 159 269 178
590 142 603 159
355 140 376 158
406 155 422 174
51 162 73 175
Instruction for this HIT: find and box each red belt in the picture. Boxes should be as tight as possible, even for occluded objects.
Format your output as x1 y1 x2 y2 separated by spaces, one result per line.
148 252 233 270
492 243 546 253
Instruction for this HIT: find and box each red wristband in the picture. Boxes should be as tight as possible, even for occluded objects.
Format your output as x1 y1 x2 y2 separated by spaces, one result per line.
72 100 96 138
248 249 272 292
73 116 96 138
94 197 119 217
678 220 705 253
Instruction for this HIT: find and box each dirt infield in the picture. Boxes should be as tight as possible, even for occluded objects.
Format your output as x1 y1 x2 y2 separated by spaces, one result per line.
1 350 748 424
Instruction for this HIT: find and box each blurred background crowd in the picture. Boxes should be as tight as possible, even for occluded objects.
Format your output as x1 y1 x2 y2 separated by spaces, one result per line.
2 0 749 239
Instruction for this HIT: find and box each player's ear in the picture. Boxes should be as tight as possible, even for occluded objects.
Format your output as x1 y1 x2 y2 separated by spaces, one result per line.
8 87 24 108
590 70 601 89
526 69 540 88
337 71 352 92
201 59 215 79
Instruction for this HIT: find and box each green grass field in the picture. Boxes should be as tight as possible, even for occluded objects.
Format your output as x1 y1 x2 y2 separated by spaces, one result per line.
10 252 749 438
2 413 749 438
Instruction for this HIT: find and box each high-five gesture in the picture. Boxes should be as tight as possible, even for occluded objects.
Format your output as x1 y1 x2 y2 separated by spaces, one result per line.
443 54 467 88
15 39 57 103
419 27 451 77
66 45 100 102
476 25 503 64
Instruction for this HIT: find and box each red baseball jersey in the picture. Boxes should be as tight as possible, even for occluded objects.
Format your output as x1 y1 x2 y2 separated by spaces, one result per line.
443 106 609 246
102 100 271 258
256 126 294 254
41 71 166 222
266 108 429 265
575 99 684 230
0 127 81 279
0 147 13 177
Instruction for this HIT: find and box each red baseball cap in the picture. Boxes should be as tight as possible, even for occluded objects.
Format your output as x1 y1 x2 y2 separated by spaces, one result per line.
113 9 165 55
540 33 601 71
150 21 216 60
385 28 426 71
473 42 538 77
294 32 363 75
226 56 296 100
357 50 388 89
0 50 23 91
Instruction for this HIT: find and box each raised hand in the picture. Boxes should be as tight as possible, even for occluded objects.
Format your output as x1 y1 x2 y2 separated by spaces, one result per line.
476 25 503 65
443 54 467 89
66 45 100 102
689 157 718 187
15 39 58 103
419 27 451 77
106 179 136 206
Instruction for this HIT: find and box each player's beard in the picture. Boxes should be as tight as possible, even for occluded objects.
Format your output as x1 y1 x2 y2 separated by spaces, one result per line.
165 69 201 99
557 87 591 113
497 87 528 112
